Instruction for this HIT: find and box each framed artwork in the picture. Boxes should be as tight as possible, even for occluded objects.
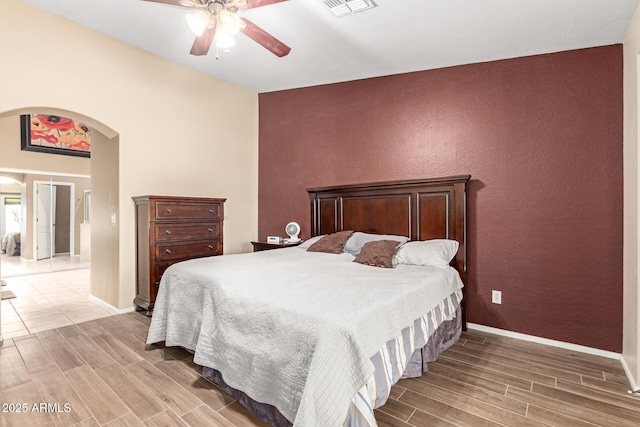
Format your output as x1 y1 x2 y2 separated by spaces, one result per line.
20 114 91 158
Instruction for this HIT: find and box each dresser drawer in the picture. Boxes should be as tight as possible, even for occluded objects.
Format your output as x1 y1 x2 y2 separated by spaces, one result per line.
155 202 221 220
154 262 172 285
154 222 220 242
155 240 222 261
152 262 173 302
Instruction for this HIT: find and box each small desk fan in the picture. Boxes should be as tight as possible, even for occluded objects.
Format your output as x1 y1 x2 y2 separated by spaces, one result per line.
285 222 301 243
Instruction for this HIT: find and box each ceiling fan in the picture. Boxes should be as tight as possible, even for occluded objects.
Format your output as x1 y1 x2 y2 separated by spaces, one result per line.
142 0 291 58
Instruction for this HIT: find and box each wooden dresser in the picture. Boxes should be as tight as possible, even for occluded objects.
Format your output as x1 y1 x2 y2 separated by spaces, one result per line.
133 195 225 316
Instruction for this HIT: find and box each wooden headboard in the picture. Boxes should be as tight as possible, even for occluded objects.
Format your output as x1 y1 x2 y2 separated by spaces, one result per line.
307 175 471 329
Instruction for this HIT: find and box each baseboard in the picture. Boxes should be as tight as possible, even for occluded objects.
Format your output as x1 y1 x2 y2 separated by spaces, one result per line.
620 356 639 392
88 295 136 315
467 323 621 360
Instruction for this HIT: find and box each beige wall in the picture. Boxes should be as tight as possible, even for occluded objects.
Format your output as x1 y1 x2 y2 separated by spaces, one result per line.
624 3 640 390
90 132 120 307
0 0 259 312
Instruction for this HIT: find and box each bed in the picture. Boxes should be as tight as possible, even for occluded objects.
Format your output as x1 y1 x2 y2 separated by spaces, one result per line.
1 231 20 256
147 175 470 427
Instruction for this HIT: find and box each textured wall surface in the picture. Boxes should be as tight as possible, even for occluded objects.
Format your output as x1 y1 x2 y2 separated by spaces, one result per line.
259 45 623 352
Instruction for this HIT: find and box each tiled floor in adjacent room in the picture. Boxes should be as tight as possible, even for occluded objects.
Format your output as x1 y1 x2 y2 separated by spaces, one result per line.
1 268 111 339
1 253 90 277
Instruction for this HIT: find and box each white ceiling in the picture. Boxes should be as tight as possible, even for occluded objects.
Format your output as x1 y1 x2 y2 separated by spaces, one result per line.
19 0 640 93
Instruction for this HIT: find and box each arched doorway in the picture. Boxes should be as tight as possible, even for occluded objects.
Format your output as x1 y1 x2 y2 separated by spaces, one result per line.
0 107 120 341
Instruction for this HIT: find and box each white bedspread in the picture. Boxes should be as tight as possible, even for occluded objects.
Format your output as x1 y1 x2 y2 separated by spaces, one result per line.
147 247 463 427
1 231 20 256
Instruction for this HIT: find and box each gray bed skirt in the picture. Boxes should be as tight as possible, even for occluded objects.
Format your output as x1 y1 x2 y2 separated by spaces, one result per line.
201 305 462 427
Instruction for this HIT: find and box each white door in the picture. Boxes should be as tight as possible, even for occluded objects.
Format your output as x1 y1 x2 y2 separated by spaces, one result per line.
36 183 56 260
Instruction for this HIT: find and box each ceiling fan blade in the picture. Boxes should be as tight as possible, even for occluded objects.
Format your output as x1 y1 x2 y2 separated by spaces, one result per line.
240 0 288 10
240 18 290 57
141 0 190 7
190 26 217 56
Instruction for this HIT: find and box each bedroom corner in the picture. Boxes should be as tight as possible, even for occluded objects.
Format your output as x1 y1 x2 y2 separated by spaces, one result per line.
623 1 640 393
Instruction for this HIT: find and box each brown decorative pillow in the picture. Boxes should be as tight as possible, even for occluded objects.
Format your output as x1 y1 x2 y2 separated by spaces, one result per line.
306 230 354 254
353 240 401 268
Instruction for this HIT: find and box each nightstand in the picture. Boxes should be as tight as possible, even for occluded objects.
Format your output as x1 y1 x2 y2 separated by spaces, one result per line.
251 241 302 252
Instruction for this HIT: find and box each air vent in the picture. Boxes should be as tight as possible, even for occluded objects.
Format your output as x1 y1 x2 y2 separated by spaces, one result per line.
324 0 377 17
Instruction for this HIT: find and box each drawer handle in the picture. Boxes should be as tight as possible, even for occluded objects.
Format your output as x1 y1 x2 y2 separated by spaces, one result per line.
208 209 215 213
165 230 171 235
165 249 172 254
208 245 214 249
166 208 172 213
207 228 213 232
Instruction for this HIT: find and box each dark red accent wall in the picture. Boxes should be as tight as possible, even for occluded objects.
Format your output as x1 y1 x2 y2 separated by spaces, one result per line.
258 45 623 352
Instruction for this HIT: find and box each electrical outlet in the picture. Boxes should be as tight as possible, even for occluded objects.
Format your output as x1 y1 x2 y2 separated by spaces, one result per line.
492 290 502 304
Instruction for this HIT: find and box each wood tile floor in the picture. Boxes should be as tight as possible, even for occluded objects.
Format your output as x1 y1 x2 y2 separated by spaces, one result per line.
0 314 637 426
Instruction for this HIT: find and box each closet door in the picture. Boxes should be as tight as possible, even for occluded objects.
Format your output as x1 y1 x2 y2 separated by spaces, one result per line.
36 182 56 261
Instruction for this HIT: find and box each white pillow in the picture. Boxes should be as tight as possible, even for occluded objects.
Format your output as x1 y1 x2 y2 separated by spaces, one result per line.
343 232 410 256
393 239 459 268
297 235 325 249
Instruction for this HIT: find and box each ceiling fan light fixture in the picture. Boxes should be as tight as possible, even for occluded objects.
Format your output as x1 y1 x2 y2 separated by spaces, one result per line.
219 9 242 35
185 10 210 36
215 28 235 49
